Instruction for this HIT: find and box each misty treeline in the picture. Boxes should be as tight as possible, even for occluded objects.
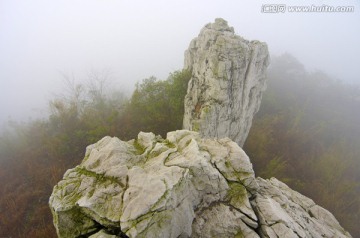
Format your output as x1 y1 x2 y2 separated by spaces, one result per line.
0 69 191 237
0 54 359 237
244 54 360 236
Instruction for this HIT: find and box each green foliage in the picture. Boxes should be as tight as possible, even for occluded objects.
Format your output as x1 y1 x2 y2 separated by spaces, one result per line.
122 69 191 138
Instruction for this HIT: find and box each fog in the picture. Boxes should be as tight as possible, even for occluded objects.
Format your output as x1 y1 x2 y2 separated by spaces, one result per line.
1 0 359 125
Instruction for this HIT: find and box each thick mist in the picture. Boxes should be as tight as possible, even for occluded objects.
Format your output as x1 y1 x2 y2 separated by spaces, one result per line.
0 0 359 125
1 1 360 237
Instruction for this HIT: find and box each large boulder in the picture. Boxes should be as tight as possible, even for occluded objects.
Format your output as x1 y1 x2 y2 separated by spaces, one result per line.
49 130 258 238
49 130 352 238
183 18 270 146
253 177 352 238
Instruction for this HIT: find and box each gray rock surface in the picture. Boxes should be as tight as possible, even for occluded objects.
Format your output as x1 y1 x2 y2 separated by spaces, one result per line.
183 18 270 146
49 130 352 238
254 177 352 238
49 130 257 238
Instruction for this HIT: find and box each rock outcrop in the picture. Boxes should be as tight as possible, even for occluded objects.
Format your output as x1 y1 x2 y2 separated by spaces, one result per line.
49 19 352 238
253 177 352 238
183 18 270 146
49 130 352 238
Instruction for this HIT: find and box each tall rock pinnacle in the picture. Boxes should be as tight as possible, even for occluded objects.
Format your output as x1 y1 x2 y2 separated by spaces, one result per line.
183 18 270 146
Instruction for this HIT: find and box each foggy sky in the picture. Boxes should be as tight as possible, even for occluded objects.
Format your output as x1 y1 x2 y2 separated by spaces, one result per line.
0 0 359 125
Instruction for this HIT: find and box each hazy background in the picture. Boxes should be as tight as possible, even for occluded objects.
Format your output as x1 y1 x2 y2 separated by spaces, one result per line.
1 0 359 125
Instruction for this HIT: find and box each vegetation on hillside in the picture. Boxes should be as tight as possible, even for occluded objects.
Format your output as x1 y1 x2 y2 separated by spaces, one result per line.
0 69 191 237
0 55 359 237
244 54 360 235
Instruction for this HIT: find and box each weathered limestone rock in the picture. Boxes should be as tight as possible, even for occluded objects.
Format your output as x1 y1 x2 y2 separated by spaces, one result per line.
183 18 270 146
49 131 352 238
49 130 258 238
253 177 352 238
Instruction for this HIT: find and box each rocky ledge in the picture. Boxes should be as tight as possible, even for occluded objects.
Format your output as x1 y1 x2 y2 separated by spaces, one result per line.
49 130 352 238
